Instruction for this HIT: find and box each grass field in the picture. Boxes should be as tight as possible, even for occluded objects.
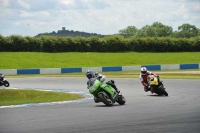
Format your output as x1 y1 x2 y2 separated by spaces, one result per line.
0 89 83 106
1 52 200 69
1 52 200 79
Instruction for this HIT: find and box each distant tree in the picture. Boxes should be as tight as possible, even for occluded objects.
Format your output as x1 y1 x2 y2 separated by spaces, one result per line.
119 26 138 38
151 22 173 37
135 22 173 37
173 23 199 38
134 25 151 37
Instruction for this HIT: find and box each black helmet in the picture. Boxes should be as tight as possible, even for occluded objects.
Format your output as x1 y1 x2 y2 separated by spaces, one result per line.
0 73 4 80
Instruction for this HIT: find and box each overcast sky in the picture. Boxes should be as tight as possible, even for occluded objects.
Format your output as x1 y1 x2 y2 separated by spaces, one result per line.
1 0 200 37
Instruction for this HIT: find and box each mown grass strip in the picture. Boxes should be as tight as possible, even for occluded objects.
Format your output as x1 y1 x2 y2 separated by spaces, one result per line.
0 89 84 106
1 52 200 79
1 52 200 69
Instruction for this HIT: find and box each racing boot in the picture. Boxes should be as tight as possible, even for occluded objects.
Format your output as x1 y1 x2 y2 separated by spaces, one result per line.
144 86 150 92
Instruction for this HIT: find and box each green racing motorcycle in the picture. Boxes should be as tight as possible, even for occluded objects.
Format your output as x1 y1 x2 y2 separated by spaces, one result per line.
88 78 126 106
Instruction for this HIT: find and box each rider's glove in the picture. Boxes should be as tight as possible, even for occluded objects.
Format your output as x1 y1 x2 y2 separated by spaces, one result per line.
111 80 115 84
100 77 105 82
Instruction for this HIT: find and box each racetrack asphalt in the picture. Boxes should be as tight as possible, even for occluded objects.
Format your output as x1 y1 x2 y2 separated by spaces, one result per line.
0 77 200 133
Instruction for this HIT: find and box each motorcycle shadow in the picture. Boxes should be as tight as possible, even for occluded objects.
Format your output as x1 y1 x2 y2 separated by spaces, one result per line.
95 104 125 107
147 94 168 97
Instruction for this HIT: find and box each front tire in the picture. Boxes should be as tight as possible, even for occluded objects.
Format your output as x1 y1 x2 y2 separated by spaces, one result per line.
160 89 168 96
98 93 113 106
158 86 168 96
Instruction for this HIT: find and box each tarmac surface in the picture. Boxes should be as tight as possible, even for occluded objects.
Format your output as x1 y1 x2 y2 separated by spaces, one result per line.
0 77 200 133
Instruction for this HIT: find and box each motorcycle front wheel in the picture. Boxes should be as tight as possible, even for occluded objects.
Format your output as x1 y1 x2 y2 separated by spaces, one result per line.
158 87 168 96
98 93 113 106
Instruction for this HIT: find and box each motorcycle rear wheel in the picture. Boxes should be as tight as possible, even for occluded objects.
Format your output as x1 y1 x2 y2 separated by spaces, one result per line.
98 93 113 106
3 80 10 87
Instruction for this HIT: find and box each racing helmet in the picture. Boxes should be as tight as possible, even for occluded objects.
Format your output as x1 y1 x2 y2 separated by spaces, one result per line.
0 73 4 81
141 67 147 75
86 69 94 79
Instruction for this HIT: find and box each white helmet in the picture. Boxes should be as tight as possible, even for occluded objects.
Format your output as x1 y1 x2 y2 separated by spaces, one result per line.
141 67 147 75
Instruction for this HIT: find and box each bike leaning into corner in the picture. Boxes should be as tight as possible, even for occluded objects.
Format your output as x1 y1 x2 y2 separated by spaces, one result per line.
88 77 126 106
147 75 168 96
0 73 10 87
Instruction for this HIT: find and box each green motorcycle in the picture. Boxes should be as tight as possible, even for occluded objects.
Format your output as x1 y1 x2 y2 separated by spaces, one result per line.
88 78 126 106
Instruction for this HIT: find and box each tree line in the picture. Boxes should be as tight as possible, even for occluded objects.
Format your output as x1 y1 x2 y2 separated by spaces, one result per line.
0 35 199 52
0 22 200 52
118 22 200 38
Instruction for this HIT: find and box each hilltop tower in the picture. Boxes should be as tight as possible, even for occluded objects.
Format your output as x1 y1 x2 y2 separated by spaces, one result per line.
62 27 66 30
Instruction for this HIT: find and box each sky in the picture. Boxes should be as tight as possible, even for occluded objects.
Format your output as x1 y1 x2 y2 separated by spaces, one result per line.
0 0 200 37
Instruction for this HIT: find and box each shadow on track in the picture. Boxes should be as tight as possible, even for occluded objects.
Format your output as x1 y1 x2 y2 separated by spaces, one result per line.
147 94 169 97
95 104 126 107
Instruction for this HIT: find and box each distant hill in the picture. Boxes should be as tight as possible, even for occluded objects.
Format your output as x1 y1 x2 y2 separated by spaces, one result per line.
34 27 106 38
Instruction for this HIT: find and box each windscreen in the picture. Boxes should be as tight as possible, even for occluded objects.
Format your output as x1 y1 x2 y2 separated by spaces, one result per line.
88 78 96 87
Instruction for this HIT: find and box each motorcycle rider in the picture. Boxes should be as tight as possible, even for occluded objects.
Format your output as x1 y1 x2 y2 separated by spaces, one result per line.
94 72 120 93
0 73 10 87
86 69 104 103
86 69 120 95
139 67 158 92
0 73 4 81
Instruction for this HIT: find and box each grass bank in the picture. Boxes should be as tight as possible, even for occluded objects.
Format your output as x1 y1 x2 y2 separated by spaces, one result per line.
1 52 200 79
0 89 84 106
1 52 200 69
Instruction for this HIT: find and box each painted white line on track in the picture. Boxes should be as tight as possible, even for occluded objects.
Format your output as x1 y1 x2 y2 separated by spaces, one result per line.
0 88 93 109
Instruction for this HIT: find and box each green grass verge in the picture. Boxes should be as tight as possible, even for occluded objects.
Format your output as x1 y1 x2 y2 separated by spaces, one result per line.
2 52 200 79
0 89 84 106
1 52 200 69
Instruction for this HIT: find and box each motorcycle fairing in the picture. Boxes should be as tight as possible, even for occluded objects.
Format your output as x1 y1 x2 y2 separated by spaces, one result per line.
99 82 115 98
88 79 101 94
148 77 159 85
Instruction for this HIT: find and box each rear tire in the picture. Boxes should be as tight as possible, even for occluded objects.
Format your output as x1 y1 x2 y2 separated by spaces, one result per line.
3 80 10 87
98 93 113 106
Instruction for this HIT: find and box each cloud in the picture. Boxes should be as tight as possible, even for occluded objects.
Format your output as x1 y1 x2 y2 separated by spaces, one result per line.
1 0 10 7
58 0 109 9
17 0 30 9
0 0 199 37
